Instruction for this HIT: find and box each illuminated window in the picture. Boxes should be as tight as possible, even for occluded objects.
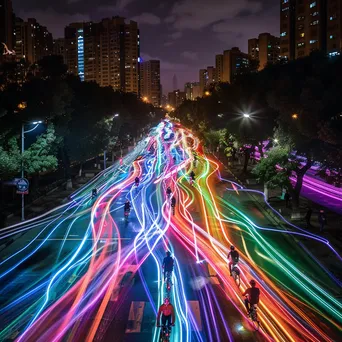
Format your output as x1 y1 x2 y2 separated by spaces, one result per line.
310 40 317 44
310 20 319 25
280 32 287 37
300 33 305 37
310 2 316 8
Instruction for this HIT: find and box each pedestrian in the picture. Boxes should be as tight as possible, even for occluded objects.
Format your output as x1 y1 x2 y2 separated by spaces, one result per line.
305 207 312 228
284 190 291 208
318 210 327 232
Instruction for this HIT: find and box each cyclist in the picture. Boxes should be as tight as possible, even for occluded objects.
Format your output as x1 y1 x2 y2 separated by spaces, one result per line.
135 177 140 186
124 199 131 214
171 196 176 215
166 186 172 198
156 297 175 328
228 245 240 276
92 188 98 199
162 251 174 281
242 280 260 314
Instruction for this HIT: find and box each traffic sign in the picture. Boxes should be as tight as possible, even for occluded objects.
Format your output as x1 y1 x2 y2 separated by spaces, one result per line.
16 178 29 195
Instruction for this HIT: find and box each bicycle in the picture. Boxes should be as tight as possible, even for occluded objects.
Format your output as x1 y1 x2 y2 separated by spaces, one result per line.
157 323 173 342
165 271 172 294
231 263 240 287
245 298 260 331
124 209 130 222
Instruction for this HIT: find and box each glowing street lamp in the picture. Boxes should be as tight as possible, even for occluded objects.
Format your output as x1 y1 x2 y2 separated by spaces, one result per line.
143 96 148 102
114 113 119 117
243 113 250 118
292 113 298 119
204 91 210 96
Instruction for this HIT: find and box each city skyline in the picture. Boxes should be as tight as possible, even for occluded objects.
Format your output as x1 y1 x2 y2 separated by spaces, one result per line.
12 0 279 92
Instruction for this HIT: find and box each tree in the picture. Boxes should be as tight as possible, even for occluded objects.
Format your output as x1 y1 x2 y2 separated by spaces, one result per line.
0 136 21 179
0 124 59 180
23 124 59 176
252 146 294 191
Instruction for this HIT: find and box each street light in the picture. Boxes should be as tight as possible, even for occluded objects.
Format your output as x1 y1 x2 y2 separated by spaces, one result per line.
114 113 119 117
205 91 210 96
274 139 279 143
21 120 43 221
292 113 298 119
243 113 250 118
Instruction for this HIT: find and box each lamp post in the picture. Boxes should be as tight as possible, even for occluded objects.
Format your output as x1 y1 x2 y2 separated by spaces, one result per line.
21 121 43 221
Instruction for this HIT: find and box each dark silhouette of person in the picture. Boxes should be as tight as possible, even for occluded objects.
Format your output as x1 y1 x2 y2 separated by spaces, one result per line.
305 208 312 228
318 210 327 232
284 190 291 208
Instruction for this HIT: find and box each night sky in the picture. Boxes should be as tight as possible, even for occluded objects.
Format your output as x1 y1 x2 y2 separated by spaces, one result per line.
13 0 279 93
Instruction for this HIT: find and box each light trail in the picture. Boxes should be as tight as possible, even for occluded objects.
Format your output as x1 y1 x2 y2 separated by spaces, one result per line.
0 120 340 342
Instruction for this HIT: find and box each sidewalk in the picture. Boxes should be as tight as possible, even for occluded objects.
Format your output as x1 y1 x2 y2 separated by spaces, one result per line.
3 174 95 227
226 163 342 243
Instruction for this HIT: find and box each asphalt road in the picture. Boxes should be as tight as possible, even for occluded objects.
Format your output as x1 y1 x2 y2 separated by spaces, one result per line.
0 120 341 342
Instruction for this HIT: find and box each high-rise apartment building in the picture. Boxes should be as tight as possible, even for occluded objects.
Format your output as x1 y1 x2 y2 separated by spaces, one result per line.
140 60 161 107
53 38 65 61
327 0 342 56
280 0 342 60
206 66 216 84
248 33 280 70
65 17 140 94
168 89 185 108
222 47 249 83
215 54 224 82
199 66 217 94
184 82 201 100
199 68 207 95
14 18 53 64
280 0 296 60
0 0 14 48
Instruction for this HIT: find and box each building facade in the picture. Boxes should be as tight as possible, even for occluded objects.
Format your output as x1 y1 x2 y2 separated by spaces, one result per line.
14 18 53 64
199 68 207 95
168 89 186 109
206 66 216 84
53 38 65 61
280 0 342 60
184 82 201 100
65 17 140 94
215 54 224 82
140 60 161 107
222 47 249 83
248 33 280 70
0 0 14 55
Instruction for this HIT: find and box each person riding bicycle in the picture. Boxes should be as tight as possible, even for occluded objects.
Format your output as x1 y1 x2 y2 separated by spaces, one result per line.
242 279 260 315
156 297 175 328
162 251 174 281
166 186 172 197
135 177 140 186
124 199 131 213
228 245 240 276
92 188 98 199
